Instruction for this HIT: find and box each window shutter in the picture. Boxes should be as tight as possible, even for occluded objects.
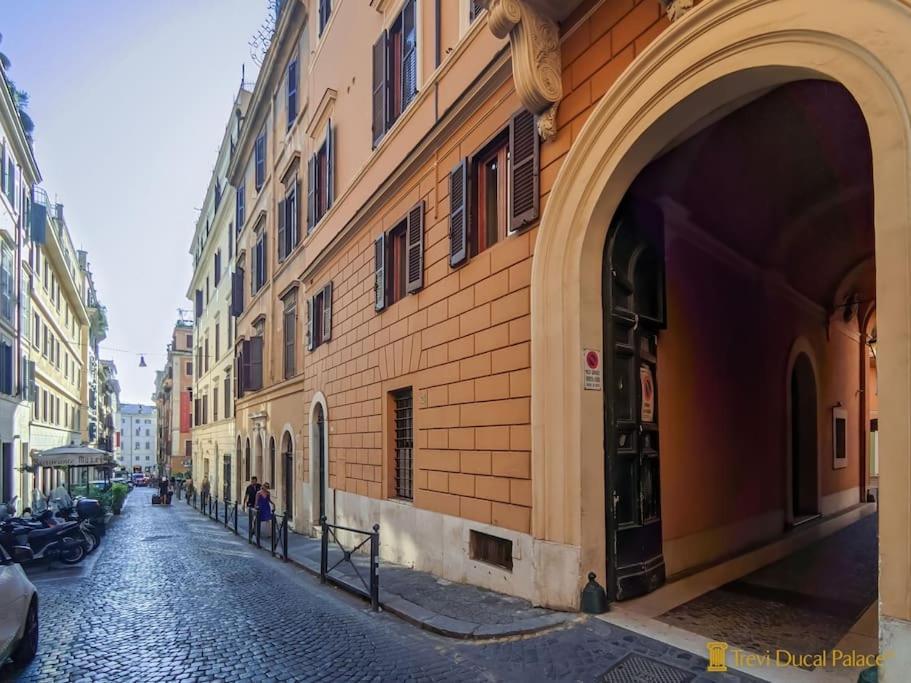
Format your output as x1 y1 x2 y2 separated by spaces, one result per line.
277 198 287 261
30 201 47 244
27 360 36 402
402 0 418 109
326 120 335 210
306 297 315 351
406 201 424 293
307 154 316 233
0 342 10 395
241 339 251 394
292 181 300 247
195 289 203 319
374 233 386 311
372 32 388 147
231 269 244 316
449 159 469 266
509 109 540 232
287 60 298 128
250 336 263 391
322 282 333 343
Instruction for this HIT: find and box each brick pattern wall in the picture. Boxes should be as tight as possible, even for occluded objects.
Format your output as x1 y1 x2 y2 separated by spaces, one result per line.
300 0 671 537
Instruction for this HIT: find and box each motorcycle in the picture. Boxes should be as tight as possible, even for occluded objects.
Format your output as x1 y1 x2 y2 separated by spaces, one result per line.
0 498 90 565
0 517 88 565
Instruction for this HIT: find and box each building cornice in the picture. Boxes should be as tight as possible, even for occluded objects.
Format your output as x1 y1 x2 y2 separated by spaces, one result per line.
0 68 40 183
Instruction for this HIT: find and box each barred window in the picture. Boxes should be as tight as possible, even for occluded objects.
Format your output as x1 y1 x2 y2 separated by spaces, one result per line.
392 388 413 500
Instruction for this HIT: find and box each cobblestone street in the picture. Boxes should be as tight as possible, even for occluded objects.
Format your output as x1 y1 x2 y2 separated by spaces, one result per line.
2 488 759 682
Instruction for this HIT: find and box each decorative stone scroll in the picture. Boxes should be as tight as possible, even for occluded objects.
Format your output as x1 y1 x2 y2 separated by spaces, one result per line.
479 0 562 140
660 0 695 21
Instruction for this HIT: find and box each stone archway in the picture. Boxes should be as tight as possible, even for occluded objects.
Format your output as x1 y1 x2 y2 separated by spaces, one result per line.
530 0 911 667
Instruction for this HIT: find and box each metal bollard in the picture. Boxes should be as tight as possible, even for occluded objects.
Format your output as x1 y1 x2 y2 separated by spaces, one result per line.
370 524 380 611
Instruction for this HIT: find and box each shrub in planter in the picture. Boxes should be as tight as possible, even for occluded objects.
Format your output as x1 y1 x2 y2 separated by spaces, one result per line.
111 483 128 514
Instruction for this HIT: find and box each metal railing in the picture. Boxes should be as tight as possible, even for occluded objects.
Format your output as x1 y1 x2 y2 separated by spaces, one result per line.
320 516 380 611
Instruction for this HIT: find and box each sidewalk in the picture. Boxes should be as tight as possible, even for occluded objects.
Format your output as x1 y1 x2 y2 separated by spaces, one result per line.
181 495 575 639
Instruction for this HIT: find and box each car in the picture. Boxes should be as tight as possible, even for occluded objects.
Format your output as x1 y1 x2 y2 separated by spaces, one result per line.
0 544 38 666
131 474 147 487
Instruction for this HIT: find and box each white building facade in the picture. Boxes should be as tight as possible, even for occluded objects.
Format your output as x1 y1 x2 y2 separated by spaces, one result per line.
120 403 158 475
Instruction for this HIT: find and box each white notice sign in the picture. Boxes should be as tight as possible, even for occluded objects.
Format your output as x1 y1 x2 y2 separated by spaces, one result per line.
583 350 602 391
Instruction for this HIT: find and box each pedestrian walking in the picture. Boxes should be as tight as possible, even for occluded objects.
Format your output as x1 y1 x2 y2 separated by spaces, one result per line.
255 483 274 538
201 476 211 508
244 476 260 510
185 477 195 504
157 476 170 506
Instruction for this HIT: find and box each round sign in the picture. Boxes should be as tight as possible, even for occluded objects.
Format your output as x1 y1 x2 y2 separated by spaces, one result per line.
585 351 600 369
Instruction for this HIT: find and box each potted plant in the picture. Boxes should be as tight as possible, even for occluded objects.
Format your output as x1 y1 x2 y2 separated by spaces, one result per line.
111 483 128 515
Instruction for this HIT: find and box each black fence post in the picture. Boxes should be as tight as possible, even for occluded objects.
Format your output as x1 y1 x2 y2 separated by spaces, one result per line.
370 524 380 611
282 513 289 561
270 515 277 557
223 499 229 529
248 507 254 544
233 501 238 535
255 509 261 549
320 515 328 584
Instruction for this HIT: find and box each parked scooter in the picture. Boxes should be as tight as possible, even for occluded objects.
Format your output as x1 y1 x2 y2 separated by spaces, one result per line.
0 513 88 565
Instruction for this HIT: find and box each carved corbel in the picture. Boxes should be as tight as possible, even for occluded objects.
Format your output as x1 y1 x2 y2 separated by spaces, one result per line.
480 0 561 140
659 0 694 22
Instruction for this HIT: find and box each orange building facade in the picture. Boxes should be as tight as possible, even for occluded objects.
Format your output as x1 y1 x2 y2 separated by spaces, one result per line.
228 1 911 674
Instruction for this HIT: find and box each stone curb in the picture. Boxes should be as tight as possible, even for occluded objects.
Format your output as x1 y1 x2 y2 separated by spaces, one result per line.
186 504 575 640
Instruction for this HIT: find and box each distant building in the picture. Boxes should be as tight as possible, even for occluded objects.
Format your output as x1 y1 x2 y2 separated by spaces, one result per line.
153 317 193 477
187 87 248 500
120 403 157 475
99 360 120 463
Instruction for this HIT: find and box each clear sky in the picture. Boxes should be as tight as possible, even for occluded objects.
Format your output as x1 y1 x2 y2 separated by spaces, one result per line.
0 1 266 403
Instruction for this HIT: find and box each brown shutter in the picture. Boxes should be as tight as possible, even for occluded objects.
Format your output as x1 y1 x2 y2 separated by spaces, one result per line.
509 108 540 232
249 336 263 391
241 339 251 394
402 0 418 109
405 201 424 293
322 282 333 343
307 154 316 232
449 159 468 266
372 32 388 147
277 198 286 261
374 233 386 311
326 120 335 209
306 297 315 351
293 180 301 246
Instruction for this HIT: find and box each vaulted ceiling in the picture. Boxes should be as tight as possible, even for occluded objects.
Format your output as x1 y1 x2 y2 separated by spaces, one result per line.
632 79 875 309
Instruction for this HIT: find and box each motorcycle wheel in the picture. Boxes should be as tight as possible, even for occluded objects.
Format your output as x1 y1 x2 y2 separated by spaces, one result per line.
58 543 85 565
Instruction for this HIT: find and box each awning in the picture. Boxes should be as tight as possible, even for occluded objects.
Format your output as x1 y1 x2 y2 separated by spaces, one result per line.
33 446 114 468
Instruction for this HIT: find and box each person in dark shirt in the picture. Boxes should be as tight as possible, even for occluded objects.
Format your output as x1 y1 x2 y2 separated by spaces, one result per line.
244 477 260 509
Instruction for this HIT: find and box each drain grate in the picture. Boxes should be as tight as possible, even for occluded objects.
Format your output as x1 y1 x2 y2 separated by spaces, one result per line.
602 655 694 683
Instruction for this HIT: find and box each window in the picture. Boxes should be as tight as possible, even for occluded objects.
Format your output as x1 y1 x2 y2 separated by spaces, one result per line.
145 441 150 450
213 386 219 421
0 341 12 395
238 333 264 393
195 289 203 319
215 322 221 361
0 244 12 323
202 394 208 425
375 202 424 311
469 0 484 21
282 291 297 379
318 0 332 35
306 282 332 351
224 373 231 419
307 122 334 231
287 60 298 129
232 264 245 317
236 181 246 230
252 225 267 293
145 429 150 437
186 361 193 376
450 110 540 266
278 179 300 261
204 337 210 373
392 388 413 500
372 0 418 147
254 131 267 191
214 249 222 287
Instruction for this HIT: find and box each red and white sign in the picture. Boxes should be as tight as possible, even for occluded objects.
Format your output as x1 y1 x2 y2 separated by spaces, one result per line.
583 350 602 391
640 365 654 422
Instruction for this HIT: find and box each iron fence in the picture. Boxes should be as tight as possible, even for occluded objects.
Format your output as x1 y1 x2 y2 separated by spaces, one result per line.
271 512 289 561
320 516 380 610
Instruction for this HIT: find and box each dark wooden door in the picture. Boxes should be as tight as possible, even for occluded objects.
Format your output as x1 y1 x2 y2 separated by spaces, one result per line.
603 202 666 601
284 451 294 519
316 404 326 519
